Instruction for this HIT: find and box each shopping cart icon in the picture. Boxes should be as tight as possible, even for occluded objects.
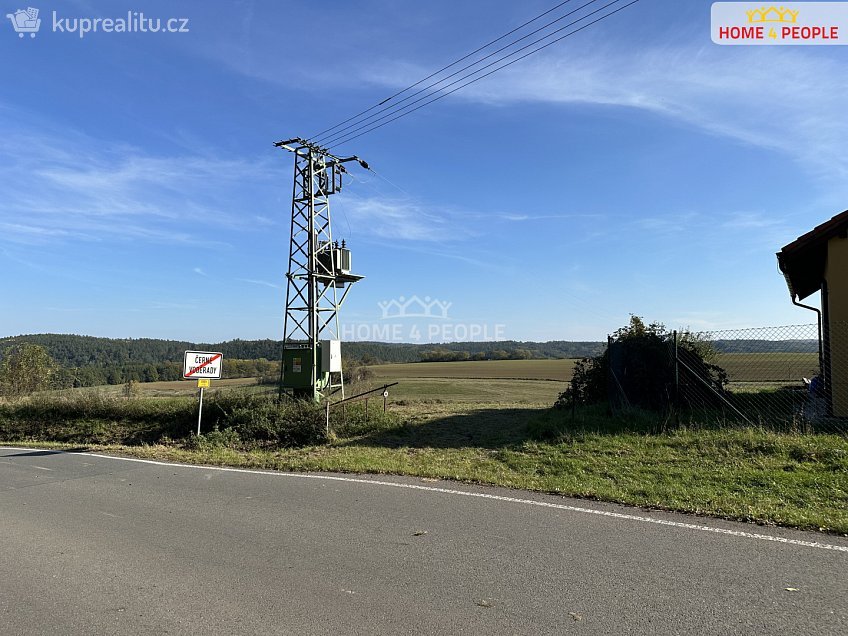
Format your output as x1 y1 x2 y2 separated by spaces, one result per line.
6 7 41 38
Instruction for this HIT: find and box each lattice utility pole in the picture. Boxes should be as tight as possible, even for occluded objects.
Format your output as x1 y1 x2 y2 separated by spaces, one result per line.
275 138 367 401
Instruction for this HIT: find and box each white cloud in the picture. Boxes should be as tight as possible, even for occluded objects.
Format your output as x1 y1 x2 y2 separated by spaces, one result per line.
499 212 601 222
341 196 595 242
237 278 283 290
363 44 848 180
0 222 85 241
343 195 467 241
0 123 275 247
487 47 847 179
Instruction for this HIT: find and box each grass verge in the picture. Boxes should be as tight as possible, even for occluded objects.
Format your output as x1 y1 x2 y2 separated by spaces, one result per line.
2 393 846 535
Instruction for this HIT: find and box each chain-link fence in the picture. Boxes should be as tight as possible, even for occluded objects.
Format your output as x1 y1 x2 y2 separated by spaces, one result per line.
607 322 847 434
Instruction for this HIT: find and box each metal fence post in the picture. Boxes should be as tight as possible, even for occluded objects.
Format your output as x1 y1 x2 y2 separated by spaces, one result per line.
674 330 680 427
571 377 577 422
197 386 204 436
607 335 613 412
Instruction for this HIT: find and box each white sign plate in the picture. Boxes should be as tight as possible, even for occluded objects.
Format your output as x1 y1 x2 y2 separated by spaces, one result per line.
183 351 223 379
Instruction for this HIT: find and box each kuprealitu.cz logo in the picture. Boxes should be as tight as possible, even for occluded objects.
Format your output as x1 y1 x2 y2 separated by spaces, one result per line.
5 6 190 39
6 6 40 37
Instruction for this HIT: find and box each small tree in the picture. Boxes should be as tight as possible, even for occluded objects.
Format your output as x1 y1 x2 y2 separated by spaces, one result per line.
342 357 374 385
0 343 59 396
123 379 141 399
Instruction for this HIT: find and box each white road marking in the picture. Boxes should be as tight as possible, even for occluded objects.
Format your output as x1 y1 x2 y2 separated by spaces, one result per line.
3 446 848 554
30 465 53 471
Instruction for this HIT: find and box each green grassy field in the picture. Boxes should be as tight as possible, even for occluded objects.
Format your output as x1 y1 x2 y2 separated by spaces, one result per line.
365 360 570 405
72 354 820 399
714 352 819 383
370 359 576 381
86 362 568 405
4 357 846 534
81 377 262 397
360 377 563 405
372 354 821 386
80 375 562 406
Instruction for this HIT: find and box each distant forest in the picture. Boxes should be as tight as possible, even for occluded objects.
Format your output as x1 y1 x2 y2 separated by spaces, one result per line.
0 334 606 388
0 333 819 388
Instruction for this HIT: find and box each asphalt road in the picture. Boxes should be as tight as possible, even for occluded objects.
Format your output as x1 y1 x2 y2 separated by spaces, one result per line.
1 446 846 635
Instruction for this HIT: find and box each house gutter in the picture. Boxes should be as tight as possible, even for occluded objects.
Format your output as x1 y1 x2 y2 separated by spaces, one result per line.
791 295 823 374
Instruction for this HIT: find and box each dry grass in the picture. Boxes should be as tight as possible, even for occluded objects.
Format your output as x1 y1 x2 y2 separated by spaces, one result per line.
370 359 577 381
368 378 562 405
75 377 263 397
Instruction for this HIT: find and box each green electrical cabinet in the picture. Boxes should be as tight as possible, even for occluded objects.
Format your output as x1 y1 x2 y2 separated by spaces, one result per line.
282 346 330 398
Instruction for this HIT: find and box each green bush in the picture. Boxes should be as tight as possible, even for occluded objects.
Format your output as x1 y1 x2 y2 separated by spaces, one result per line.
185 426 242 451
556 316 727 412
206 391 327 447
0 392 195 444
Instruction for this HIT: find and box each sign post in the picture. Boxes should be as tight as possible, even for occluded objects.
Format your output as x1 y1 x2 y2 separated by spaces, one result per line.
196 378 211 435
197 381 205 435
183 351 223 435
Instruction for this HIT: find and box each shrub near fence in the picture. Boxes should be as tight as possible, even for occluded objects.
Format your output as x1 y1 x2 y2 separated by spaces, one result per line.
604 323 847 434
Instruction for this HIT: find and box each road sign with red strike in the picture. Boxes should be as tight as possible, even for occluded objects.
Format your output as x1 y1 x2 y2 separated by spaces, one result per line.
183 351 223 379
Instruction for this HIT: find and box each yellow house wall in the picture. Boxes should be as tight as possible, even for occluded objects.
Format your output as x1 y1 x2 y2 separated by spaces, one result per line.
825 236 848 416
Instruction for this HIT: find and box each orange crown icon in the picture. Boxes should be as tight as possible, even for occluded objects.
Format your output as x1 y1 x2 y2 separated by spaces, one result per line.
746 6 799 23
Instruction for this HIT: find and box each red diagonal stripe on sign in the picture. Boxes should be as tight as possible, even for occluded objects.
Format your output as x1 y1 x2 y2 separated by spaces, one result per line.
186 353 222 377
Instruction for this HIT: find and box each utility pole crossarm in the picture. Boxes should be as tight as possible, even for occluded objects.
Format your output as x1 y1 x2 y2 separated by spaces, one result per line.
274 138 370 170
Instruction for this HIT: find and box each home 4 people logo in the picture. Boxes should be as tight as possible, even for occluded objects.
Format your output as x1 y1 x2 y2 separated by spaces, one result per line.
712 2 847 45
6 6 40 38
338 294 506 343
378 295 452 320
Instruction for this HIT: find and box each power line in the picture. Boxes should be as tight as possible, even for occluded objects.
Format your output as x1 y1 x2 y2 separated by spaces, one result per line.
319 0 605 147
312 0 600 145
327 0 638 148
320 0 633 147
308 0 579 142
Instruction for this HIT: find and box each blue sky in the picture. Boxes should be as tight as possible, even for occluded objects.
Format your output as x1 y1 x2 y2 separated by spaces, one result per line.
1 0 847 343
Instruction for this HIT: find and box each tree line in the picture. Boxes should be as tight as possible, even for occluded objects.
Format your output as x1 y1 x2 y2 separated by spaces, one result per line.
421 348 540 362
0 334 608 388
